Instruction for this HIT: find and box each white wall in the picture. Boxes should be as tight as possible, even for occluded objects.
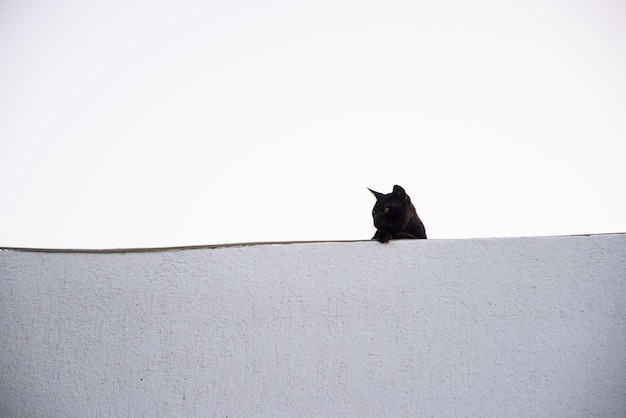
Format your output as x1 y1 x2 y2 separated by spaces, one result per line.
1 235 625 417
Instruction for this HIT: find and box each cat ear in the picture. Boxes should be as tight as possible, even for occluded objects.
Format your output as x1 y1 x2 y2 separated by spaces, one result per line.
368 188 385 200
392 185 408 200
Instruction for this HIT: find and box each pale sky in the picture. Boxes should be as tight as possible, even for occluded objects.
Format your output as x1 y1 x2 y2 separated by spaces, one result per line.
1 0 625 249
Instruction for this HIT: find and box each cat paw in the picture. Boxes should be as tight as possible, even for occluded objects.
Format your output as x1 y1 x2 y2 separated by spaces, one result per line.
374 230 393 243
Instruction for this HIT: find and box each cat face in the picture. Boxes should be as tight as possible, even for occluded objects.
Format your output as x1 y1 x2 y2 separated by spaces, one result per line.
369 185 411 232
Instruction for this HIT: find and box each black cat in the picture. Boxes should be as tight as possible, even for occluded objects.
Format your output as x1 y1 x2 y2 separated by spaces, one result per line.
369 185 427 243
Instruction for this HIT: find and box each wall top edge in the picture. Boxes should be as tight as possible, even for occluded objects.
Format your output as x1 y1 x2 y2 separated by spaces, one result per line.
0 239 366 254
1 233 624 254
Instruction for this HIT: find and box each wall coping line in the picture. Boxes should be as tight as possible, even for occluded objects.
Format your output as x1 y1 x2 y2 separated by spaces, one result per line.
1 232 624 254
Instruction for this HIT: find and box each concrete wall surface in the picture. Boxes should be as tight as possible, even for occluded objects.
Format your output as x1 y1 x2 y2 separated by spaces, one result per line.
1 234 625 417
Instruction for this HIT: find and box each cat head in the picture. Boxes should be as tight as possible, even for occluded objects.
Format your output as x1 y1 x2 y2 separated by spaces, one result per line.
368 185 412 231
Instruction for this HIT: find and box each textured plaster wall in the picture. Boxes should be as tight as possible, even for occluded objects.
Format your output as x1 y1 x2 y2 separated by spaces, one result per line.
1 234 625 417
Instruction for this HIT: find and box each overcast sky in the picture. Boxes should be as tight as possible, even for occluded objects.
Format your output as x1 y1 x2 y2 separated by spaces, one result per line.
1 0 625 249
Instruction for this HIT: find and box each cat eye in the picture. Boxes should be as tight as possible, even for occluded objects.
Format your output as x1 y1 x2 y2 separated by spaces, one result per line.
383 207 390 213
